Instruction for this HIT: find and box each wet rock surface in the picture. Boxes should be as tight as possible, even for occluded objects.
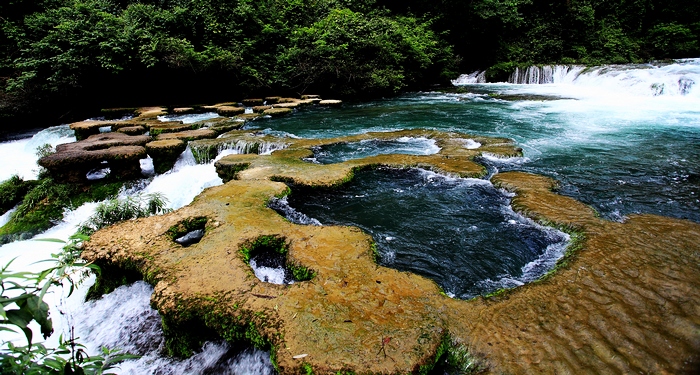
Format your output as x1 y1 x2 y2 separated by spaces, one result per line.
38 132 149 182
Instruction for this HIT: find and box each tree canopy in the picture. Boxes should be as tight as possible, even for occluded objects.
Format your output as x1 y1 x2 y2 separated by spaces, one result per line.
1 0 698 124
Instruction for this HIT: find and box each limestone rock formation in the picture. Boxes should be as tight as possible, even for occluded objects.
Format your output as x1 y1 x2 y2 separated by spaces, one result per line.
38 133 149 182
146 139 187 174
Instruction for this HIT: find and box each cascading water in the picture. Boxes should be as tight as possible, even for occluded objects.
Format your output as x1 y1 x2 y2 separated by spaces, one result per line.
451 70 487 84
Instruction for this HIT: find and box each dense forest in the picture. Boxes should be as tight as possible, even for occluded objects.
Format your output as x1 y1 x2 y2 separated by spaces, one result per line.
1 0 698 126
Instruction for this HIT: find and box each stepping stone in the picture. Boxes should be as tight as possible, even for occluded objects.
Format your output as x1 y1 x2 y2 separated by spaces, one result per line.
156 129 217 142
236 113 262 121
38 133 150 183
242 98 264 106
253 105 272 113
172 107 195 114
301 94 321 99
273 102 301 108
146 139 187 174
216 106 246 116
117 125 146 136
263 108 293 117
149 122 192 136
319 100 342 107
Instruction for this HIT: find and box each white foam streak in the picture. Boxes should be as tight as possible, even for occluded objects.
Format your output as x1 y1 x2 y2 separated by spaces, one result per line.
249 260 287 285
480 153 531 165
157 112 220 124
140 148 222 210
0 125 75 181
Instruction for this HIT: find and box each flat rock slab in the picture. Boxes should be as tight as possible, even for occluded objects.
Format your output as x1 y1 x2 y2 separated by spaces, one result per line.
319 99 342 106
156 129 217 141
117 126 146 135
38 132 150 182
216 106 246 116
242 98 264 106
146 139 187 174
262 108 293 117
150 122 192 135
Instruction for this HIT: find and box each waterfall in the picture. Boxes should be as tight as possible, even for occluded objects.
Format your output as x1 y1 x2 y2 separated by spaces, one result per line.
451 71 487 84
190 140 289 164
508 65 586 84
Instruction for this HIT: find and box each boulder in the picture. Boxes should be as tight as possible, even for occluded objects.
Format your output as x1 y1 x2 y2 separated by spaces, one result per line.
146 139 187 174
38 133 150 183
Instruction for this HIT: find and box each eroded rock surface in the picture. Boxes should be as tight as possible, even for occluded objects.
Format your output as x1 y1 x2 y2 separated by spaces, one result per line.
38 132 149 182
81 130 700 374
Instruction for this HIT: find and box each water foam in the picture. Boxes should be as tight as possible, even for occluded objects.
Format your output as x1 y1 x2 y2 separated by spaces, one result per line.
0 125 76 181
75 282 275 375
157 112 220 124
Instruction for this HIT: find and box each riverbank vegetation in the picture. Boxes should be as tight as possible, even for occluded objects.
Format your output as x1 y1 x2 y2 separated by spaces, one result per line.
1 0 698 126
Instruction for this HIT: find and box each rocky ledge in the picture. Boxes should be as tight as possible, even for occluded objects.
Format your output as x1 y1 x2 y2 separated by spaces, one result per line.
38 132 150 182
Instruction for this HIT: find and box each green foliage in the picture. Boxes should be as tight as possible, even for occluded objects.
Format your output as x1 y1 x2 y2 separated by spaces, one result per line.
78 193 170 235
0 176 35 216
240 235 316 281
165 216 207 240
0 235 137 374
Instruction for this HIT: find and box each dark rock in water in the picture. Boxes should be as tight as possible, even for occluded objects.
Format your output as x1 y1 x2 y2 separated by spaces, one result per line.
38 132 149 183
174 229 205 247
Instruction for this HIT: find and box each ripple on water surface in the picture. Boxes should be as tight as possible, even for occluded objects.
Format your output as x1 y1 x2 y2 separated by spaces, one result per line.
283 168 568 298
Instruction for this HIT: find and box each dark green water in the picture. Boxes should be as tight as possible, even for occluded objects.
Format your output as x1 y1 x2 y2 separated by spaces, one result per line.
282 168 568 298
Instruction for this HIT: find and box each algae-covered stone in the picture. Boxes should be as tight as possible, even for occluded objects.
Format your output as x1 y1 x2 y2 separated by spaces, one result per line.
242 98 264 106
272 102 300 108
277 97 299 103
70 120 117 140
156 129 217 142
252 105 272 113
264 96 281 104
172 107 195 114
38 133 149 182
149 122 191 136
216 106 245 116
262 108 293 117
235 113 262 121
146 139 187 174
136 106 167 119
319 99 342 107
117 126 146 136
